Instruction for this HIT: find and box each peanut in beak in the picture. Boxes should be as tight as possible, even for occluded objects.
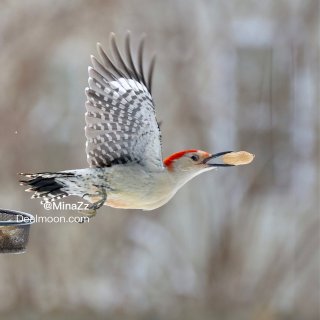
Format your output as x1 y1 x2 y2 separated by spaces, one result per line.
222 151 255 166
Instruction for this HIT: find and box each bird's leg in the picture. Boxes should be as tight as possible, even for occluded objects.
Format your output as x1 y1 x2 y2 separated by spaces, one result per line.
79 188 107 219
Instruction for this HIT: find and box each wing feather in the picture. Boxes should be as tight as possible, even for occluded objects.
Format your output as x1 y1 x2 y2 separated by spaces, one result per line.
85 33 162 169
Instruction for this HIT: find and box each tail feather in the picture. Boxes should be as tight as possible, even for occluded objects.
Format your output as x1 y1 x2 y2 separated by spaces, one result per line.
19 172 75 203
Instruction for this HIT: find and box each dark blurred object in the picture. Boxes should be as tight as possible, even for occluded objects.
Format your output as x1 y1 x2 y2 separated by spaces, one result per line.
0 209 34 254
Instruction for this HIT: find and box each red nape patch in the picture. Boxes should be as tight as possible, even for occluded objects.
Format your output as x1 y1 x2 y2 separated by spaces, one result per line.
163 149 198 168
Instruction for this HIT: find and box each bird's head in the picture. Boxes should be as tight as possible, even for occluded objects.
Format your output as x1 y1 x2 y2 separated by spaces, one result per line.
164 149 234 174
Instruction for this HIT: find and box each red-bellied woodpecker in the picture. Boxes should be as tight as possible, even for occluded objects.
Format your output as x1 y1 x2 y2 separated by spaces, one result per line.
19 33 254 217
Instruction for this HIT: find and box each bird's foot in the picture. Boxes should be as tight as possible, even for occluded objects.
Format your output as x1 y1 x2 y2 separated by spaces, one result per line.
79 208 97 219
79 189 107 219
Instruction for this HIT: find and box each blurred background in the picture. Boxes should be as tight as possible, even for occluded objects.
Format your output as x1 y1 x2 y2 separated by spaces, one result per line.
0 0 319 319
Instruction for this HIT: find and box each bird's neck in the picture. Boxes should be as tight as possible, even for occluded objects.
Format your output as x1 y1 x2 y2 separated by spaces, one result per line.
165 166 204 189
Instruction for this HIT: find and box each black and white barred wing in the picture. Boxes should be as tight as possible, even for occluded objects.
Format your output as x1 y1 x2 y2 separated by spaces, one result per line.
85 33 163 170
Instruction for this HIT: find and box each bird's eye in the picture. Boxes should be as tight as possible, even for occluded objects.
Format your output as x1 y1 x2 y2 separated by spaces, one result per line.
190 154 199 162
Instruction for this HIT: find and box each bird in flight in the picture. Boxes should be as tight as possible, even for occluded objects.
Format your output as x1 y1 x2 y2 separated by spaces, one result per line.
19 33 254 217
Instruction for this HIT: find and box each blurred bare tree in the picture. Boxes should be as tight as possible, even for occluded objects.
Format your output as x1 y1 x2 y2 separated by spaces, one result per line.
0 1 319 319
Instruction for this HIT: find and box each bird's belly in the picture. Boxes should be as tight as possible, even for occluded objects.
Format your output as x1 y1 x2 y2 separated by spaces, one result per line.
87 168 176 210
106 197 134 209
104 189 175 210
88 194 132 209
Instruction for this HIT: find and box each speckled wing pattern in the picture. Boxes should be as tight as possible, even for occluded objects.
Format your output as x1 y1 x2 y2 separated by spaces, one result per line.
85 33 163 169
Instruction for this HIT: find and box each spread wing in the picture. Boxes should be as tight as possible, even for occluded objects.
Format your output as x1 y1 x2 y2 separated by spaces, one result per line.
85 33 163 169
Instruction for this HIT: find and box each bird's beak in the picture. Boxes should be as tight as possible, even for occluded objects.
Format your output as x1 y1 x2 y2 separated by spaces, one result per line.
202 151 235 167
